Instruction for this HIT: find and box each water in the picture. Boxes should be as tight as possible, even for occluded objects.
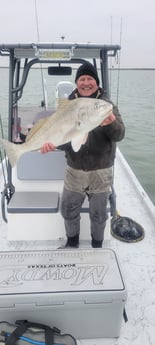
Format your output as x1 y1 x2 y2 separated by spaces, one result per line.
0 67 155 204
111 69 155 205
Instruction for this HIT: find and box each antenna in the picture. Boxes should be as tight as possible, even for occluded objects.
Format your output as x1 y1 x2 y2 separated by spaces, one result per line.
116 17 123 106
109 16 113 97
34 0 48 109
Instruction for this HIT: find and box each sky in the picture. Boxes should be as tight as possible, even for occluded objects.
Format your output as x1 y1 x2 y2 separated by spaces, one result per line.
0 0 155 68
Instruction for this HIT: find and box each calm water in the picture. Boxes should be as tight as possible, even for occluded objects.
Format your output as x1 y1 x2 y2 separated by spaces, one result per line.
0 68 155 204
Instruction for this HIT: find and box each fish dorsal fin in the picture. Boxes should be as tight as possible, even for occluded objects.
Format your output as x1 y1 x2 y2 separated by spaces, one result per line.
71 133 88 152
26 116 51 142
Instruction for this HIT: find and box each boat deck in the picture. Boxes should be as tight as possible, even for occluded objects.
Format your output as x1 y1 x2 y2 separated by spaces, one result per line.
0 149 155 344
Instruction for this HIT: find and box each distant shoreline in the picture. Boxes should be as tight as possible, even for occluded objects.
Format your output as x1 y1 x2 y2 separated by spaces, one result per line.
0 66 155 70
111 68 155 70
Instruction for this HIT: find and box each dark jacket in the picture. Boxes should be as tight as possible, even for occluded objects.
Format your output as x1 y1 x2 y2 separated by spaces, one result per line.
59 88 125 171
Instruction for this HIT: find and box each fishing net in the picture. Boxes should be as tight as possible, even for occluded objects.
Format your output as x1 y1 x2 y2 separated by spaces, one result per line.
111 215 145 242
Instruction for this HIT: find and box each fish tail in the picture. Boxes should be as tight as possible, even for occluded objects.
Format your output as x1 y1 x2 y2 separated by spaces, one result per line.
0 138 26 167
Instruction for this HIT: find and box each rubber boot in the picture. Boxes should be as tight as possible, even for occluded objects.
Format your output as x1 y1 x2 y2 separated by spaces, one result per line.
91 236 103 248
58 234 79 249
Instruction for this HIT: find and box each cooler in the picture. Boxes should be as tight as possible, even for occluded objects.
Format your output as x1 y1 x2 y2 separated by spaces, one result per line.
0 249 127 338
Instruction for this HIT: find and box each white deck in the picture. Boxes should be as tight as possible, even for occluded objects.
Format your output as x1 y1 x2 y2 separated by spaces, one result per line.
0 149 155 344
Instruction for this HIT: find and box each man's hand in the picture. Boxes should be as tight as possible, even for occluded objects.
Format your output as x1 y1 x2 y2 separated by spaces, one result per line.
100 113 116 126
40 142 57 153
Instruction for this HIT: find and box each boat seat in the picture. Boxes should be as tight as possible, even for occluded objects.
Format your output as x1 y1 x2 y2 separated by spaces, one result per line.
7 191 60 214
16 150 66 181
11 150 67 193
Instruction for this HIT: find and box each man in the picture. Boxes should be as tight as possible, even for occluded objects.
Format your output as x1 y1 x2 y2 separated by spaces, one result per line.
41 62 125 248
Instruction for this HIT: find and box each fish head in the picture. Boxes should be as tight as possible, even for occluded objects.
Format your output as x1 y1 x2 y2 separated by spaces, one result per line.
76 98 113 132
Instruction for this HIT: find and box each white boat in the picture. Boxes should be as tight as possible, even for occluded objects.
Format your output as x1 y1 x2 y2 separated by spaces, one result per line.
0 42 155 345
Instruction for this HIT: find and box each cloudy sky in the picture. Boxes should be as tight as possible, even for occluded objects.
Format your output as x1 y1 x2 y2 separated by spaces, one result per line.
0 0 155 68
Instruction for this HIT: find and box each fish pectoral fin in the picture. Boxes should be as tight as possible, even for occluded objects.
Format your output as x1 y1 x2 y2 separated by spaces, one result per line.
71 133 88 152
26 116 51 142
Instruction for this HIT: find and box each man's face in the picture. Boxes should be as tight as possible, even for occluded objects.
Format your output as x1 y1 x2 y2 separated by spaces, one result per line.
76 75 98 97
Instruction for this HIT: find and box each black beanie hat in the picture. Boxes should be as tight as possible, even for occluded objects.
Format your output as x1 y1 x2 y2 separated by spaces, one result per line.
75 62 100 85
